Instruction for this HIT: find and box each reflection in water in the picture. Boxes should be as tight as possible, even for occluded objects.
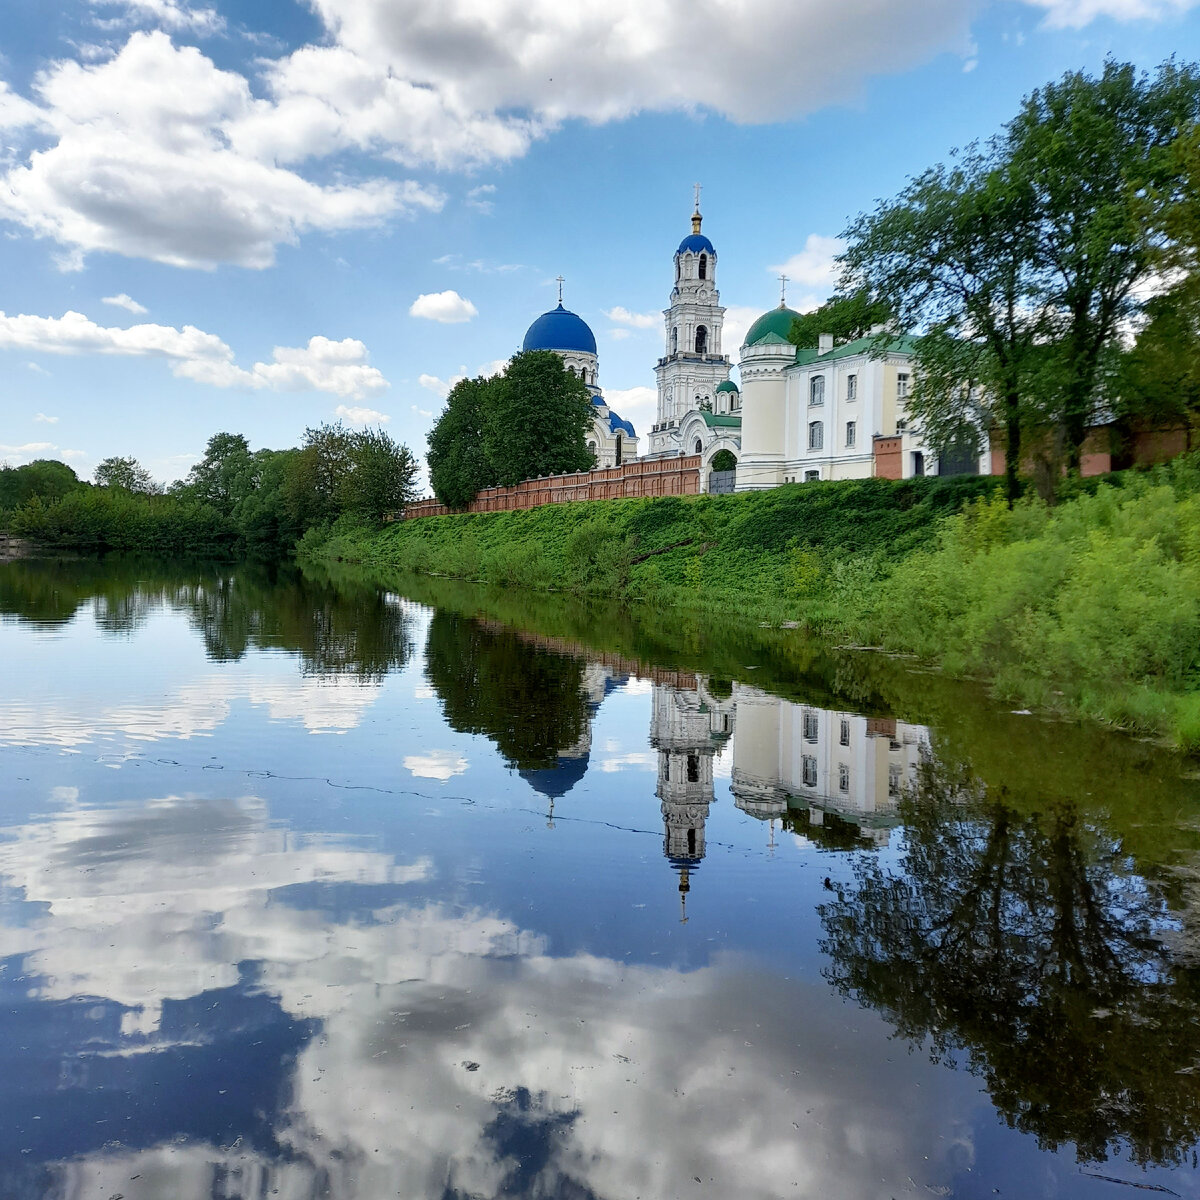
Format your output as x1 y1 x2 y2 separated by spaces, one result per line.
819 761 1200 1167
3 560 1200 1194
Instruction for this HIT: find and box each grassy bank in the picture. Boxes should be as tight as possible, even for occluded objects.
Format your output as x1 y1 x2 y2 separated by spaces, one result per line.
316 462 1200 752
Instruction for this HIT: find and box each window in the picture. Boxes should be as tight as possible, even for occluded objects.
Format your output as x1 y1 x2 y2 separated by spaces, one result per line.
897 372 910 399
846 421 856 448
694 438 703 455
912 450 924 477
587 440 597 460
615 435 623 467
804 469 819 482
699 253 707 279
808 421 823 451
888 764 902 798
839 718 850 747
732 393 740 410
672 328 678 354
810 375 825 406
695 325 708 354
687 753 700 783
838 764 850 793
846 374 857 401
803 710 818 743
896 418 907 434
802 755 818 788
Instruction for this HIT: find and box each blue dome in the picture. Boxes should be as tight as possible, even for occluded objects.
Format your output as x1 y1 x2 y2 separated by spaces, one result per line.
607 412 636 437
522 304 597 355
677 233 715 255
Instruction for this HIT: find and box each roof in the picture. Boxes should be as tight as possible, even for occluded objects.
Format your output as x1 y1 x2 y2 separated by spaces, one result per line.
743 305 801 347
793 333 918 365
677 233 715 255
608 411 636 437
701 412 741 428
522 304 597 355
715 379 740 393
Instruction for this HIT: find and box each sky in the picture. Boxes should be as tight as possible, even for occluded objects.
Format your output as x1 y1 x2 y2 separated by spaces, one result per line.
0 0 1197 488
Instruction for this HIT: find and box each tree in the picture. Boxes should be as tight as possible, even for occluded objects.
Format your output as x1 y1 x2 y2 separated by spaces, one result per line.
1002 60 1200 471
0 459 83 512
282 423 355 528
710 449 737 472
842 152 1042 505
94 456 161 494
180 433 256 515
428 376 497 508
482 351 594 487
788 289 891 349
341 427 419 524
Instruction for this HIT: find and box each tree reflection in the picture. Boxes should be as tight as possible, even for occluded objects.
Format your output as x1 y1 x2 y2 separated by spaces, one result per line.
424 611 591 770
819 757 1200 1166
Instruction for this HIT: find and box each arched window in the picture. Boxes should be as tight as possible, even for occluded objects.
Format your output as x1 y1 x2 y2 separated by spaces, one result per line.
695 325 707 354
587 440 597 461
810 376 825 406
694 438 703 455
809 421 823 451
614 435 623 467
671 327 678 354
699 253 707 280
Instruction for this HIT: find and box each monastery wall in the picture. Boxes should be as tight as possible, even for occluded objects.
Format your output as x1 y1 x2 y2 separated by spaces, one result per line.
403 455 702 520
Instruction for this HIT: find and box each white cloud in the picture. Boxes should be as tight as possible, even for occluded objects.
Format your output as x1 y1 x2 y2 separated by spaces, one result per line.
466 184 496 214
769 234 846 311
33 412 58 423
722 304 764 353
26 362 50 375
0 310 388 399
90 0 225 34
605 306 658 330
411 403 434 418
404 750 469 780
102 292 148 314
1026 0 1198 24
604 385 656 434
0 441 54 456
0 32 443 269
409 290 478 324
418 372 459 400
61 449 88 460
335 403 390 424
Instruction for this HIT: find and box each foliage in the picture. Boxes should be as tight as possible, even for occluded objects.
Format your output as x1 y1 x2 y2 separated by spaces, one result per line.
0 459 84 514
787 289 891 348
428 376 496 508
94 455 161 494
709 449 737 472
339 426 420 524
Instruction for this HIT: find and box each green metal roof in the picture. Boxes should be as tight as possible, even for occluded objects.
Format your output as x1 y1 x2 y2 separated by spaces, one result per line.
701 412 742 428
715 379 740 393
793 333 918 364
743 305 801 347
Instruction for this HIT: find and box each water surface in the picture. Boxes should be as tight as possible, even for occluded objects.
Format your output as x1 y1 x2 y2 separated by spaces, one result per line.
2 557 1200 1199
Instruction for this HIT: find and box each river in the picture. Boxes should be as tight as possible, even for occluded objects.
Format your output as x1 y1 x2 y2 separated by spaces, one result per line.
2 556 1199 1199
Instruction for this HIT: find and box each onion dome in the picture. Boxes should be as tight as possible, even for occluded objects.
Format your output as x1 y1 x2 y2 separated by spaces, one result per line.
522 304 597 355
678 232 715 255
743 305 801 348
715 380 740 394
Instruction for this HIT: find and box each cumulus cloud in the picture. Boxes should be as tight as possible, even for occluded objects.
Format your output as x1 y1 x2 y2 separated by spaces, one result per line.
0 310 388 399
90 0 225 33
33 412 58 423
466 184 496 214
0 32 442 269
335 403 391 425
409 290 478 323
769 234 846 311
604 385 656 433
404 750 469 780
102 292 148 314
722 304 764 352
605 306 658 330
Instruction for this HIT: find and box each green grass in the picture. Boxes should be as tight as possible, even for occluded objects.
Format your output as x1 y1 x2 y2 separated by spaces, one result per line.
315 460 1200 753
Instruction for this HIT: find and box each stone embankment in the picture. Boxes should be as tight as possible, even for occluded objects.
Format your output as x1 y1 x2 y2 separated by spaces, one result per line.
0 533 31 562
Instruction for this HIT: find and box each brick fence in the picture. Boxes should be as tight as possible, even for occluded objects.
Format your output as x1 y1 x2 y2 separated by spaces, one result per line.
403 455 702 519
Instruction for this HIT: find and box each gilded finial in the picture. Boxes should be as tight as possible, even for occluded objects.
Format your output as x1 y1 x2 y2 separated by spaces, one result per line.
692 182 702 234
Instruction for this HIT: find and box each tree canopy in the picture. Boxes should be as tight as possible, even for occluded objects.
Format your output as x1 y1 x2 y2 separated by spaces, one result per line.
787 290 891 349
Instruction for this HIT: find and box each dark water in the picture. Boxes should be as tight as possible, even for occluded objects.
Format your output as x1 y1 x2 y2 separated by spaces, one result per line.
3 557 1200 1200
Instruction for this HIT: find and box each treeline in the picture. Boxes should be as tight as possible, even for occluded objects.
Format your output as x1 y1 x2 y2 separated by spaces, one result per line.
810 59 1200 501
427 349 595 508
1 423 418 557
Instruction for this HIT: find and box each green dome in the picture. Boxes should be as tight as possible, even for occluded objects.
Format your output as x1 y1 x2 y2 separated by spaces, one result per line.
715 379 740 393
743 305 801 347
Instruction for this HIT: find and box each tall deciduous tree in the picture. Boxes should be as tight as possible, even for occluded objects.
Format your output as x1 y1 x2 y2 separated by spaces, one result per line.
94 456 161 494
788 289 891 349
180 433 256 515
341 427 419 524
483 351 594 487
428 376 496 509
1004 60 1200 471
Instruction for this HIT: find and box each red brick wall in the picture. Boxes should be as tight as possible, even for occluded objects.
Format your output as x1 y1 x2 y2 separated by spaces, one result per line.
403 455 702 520
872 436 902 480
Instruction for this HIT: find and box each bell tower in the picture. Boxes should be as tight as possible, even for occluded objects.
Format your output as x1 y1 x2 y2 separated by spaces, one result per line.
651 188 733 455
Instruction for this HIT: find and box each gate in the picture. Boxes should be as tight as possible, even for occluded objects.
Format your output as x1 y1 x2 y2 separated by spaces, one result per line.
708 470 736 494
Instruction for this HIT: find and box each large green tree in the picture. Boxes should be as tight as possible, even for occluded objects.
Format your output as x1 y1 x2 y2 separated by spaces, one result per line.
1003 60 1200 471
483 351 594 488
788 289 891 349
341 427 419 524
94 455 161 494
428 376 496 508
0 459 83 513
179 432 257 515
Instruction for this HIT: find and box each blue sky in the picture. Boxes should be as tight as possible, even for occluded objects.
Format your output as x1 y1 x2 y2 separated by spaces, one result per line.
0 0 1196 487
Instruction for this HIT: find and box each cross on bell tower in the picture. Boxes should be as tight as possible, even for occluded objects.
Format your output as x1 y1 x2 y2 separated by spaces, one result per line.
555 275 565 305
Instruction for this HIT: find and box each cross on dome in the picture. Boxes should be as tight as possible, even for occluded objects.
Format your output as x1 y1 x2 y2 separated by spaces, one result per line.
779 274 789 307
556 275 565 305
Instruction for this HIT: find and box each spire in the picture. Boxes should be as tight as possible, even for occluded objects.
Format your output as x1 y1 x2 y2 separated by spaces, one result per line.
555 275 565 306
692 182 702 234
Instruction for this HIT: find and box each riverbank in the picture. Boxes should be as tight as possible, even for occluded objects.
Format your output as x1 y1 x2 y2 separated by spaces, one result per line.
315 460 1200 752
